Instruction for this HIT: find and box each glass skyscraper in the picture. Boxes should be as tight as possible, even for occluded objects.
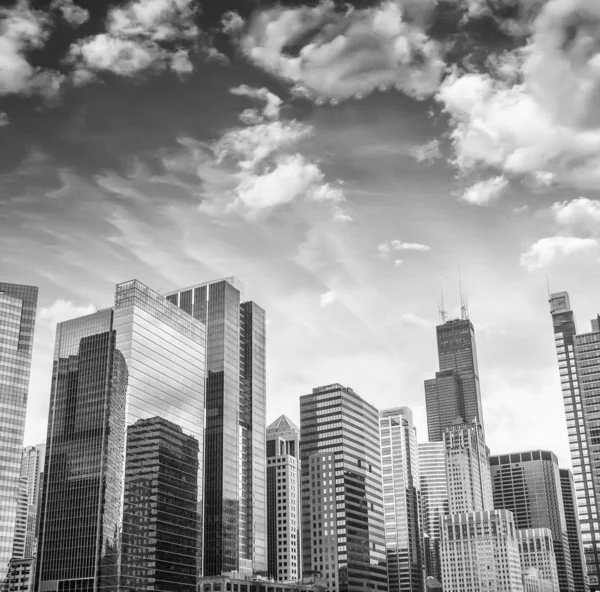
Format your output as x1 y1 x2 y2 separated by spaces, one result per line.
550 291 600 589
165 278 267 576
300 384 388 592
379 407 423 592
35 280 205 592
0 282 38 584
425 318 484 441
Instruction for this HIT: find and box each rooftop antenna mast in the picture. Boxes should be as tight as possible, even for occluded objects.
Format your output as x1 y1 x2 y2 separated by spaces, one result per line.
459 267 469 320
438 275 447 324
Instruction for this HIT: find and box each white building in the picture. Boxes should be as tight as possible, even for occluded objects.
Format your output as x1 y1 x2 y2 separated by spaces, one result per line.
517 529 559 592
522 568 556 592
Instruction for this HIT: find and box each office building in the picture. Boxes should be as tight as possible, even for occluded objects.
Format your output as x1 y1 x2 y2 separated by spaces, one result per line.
6 557 35 592
300 384 388 592
522 568 556 592
517 529 560 591
266 415 301 582
418 442 448 584
440 509 524 592
198 573 326 592
490 451 574 592
166 278 267 576
379 407 423 592
559 469 589 592
35 280 205 592
549 292 600 589
444 419 493 514
425 317 484 441
0 282 38 582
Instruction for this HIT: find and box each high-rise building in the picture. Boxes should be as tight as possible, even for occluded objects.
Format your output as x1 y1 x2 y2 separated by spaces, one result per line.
517 529 560 591
549 292 600 589
379 407 423 592
166 278 267 576
0 282 38 582
425 318 483 442
440 510 524 592
418 442 448 584
35 280 205 592
444 419 493 514
300 384 388 592
266 415 301 582
490 451 574 592
559 468 589 592
522 567 556 592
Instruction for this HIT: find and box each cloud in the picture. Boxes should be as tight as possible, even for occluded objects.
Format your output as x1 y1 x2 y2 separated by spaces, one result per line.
239 0 445 103
39 299 96 327
50 0 89 27
391 240 431 252
0 112 9 126
410 139 441 163
520 236 599 270
437 0 600 192
550 197 600 236
394 259 403 267
461 176 508 206
400 312 434 329
320 290 338 307
230 84 283 124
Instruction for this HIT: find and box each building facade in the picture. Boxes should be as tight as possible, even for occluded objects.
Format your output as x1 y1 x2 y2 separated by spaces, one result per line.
425 318 484 441
517 529 560 591
490 451 574 592
300 384 388 592
0 282 38 582
266 415 301 582
379 407 423 592
166 278 267 576
522 568 556 592
440 510 524 592
418 442 448 584
35 280 205 592
549 292 600 588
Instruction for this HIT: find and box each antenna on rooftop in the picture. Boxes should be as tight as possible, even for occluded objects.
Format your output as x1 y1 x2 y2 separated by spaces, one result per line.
459 267 469 320
545 275 551 298
438 275 447 324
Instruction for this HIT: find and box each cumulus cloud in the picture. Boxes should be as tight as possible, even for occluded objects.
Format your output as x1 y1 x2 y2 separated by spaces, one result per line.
39 299 96 327
50 0 89 27
550 197 600 236
320 290 338 307
230 84 283 124
239 0 445 103
437 0 600 192
461 176 508 206
520 236 599 270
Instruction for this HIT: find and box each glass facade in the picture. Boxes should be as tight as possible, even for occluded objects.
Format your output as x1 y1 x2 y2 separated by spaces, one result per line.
166 278 267 576
35 280 205 592
425 319 484 442
550 292 600 589
379 407 423 592
0 283 38 583
300 384 388 592
490 450 575 592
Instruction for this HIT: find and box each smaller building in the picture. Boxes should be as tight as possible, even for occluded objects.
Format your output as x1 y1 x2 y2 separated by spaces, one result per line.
517 529 559 591
522 568 555 592
6 557 34 592
199 573 326 592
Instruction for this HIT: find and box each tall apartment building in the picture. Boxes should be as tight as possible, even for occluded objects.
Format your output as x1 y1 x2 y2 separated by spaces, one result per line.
517 529 560 592
440 510 524 592
379 407 423 592
559 468 589 592
549 292 600 589
489 451 575 592
425 318 484 441
35 280 205 592
300 384 388 592
418 442 448 584
266 415 301 582
166 278 267 576
0 282 38 582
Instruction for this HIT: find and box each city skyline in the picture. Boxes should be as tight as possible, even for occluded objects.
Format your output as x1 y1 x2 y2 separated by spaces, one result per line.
2 0 600 476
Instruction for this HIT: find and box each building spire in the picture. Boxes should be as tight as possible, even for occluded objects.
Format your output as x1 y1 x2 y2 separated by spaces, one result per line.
459 267 469 320
438 275 447 324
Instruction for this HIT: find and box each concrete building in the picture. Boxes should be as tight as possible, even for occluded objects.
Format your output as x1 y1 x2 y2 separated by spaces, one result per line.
517 529 560 591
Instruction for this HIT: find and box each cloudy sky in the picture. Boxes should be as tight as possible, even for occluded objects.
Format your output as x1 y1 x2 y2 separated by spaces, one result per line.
2 0 600 467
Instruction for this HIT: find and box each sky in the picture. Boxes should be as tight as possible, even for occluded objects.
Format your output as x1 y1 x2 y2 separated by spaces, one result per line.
2 0 600 468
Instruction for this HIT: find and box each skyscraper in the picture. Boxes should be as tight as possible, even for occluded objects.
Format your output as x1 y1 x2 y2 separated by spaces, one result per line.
35 280 205 592
425 318 483 442
549 292 600 589
266 415 301 582
379 407 423 592
418 442 448 584
0 282 38 582
166 278 267 576
489 451 574 592
300 383 388 592
517 529 560 592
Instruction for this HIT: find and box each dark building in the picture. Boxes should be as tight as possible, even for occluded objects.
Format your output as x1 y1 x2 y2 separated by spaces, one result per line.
166 278 267 576
0 283 38 582
560 468 590 592
550 291 600 589
424 318 484 442
121 417 199 592
300 384 388 592
490 450 575 592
